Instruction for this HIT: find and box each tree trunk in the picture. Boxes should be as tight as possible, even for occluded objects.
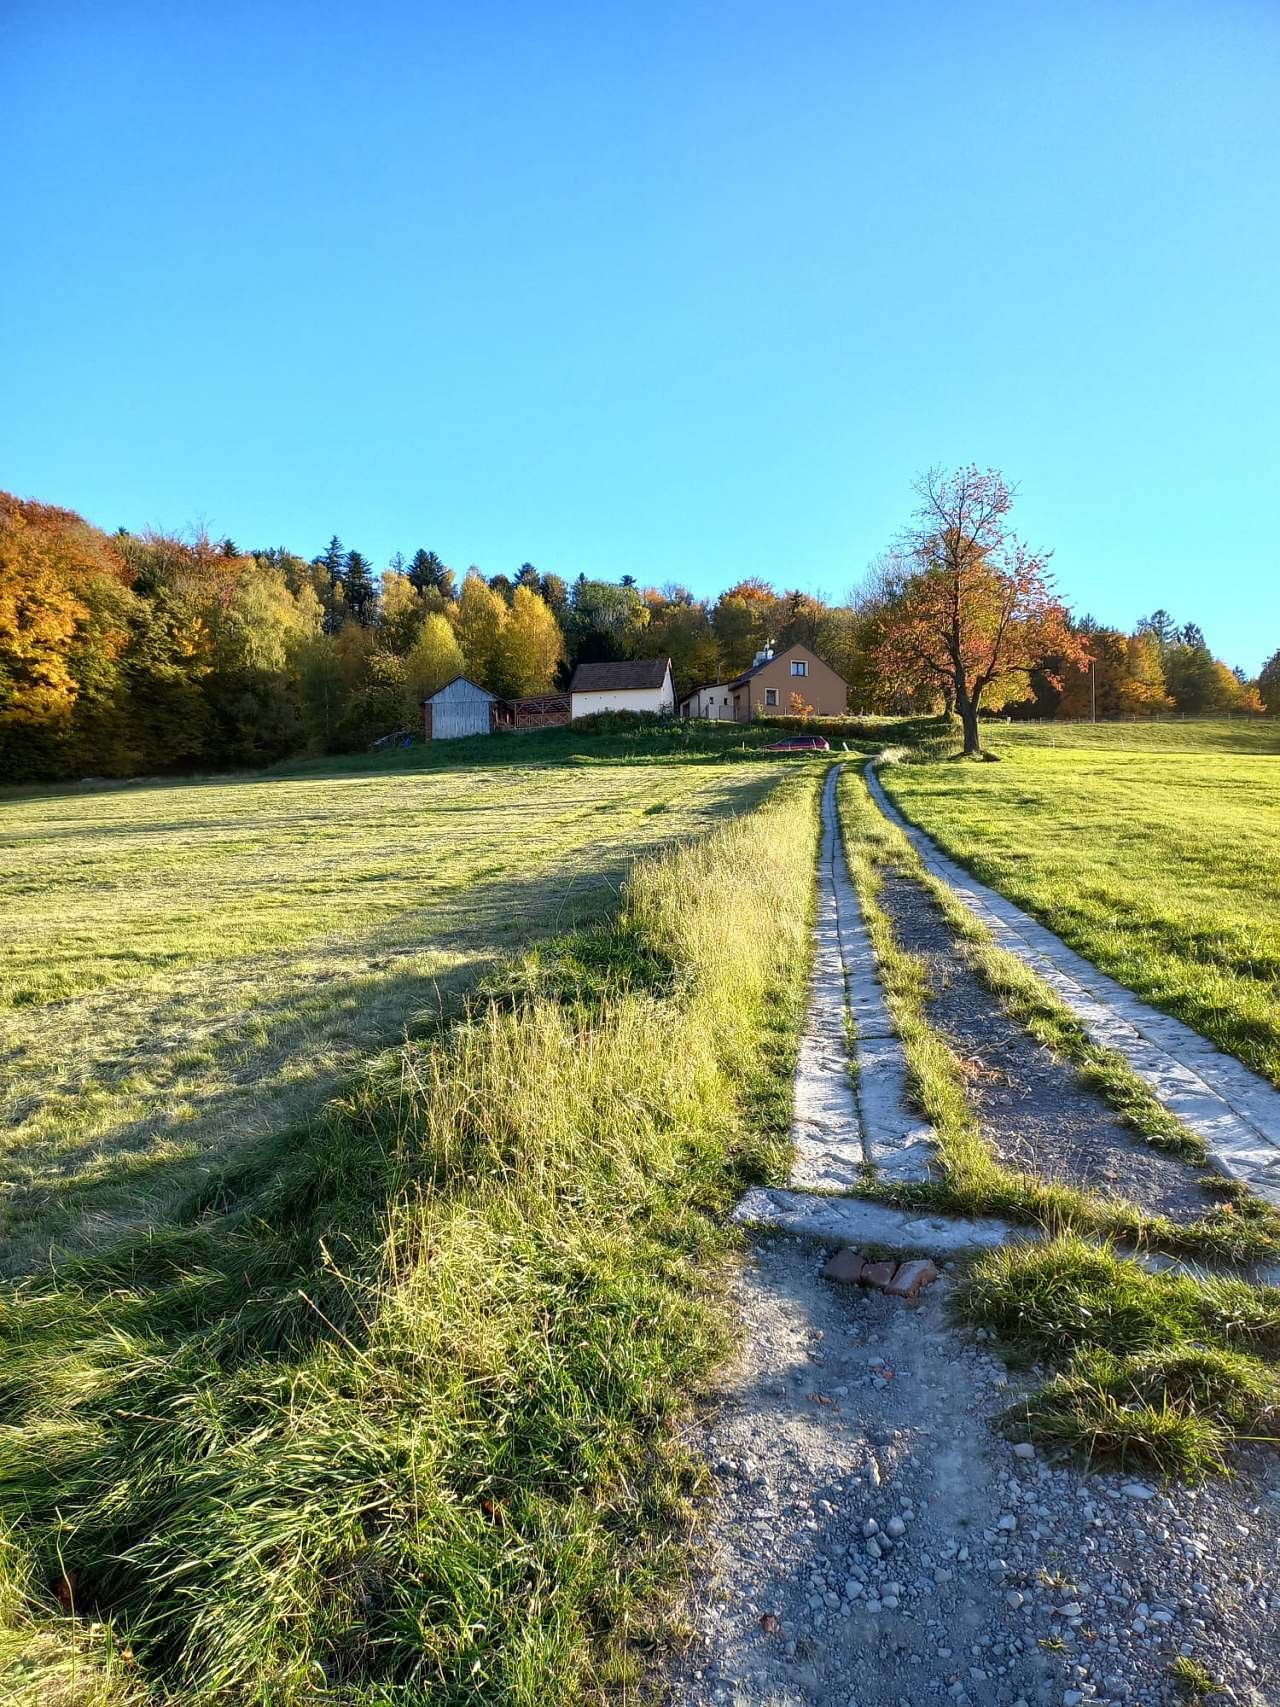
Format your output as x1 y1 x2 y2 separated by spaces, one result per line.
959 699 981 755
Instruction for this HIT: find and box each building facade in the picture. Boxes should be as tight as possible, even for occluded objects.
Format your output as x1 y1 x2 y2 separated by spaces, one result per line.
727 644 848 721
569 658 675 719
679 682 735 720
422 676 498 739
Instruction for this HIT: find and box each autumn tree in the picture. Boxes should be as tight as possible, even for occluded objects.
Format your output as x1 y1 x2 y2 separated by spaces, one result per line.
493 586 564 697
378 571 424 655
452 572 508 689
874 466 1087 756
404 612 466 715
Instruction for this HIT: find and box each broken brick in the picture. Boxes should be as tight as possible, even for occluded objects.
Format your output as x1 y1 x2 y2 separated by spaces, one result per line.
886 1258 939 1298
860 1260 896 1289
822 1247 865 1284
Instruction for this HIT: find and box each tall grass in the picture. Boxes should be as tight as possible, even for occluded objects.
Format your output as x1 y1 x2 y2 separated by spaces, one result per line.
0 772 820 1705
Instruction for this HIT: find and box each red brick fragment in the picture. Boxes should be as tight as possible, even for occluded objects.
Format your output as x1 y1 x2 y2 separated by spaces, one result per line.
860 1260 896 1290
886 1258 939 1298
823 1247 865 1284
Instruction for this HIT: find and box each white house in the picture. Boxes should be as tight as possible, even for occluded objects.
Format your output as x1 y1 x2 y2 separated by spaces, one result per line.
679 682 734 720
422 676 498 739
569 657 675 720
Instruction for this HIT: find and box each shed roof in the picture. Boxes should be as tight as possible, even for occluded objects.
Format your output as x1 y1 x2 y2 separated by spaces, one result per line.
569 657 672 693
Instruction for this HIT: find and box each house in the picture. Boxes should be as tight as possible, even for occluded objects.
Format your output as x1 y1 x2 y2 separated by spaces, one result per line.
679 682 735 721
727 643 848 721
421 676 499 740
569 657 675 720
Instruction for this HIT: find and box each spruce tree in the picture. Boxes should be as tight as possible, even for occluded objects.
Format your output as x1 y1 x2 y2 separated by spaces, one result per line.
407 548 448 595
343 550 376 626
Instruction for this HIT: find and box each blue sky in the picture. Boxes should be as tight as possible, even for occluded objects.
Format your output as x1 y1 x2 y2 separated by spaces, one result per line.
3 0 1277 670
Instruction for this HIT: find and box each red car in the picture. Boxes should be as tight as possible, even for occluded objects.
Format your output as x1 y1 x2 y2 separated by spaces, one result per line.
765 735 830 752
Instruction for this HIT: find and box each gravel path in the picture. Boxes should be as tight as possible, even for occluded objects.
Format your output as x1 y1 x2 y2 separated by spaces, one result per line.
668 1238 1280 1707
873 865 1218 1223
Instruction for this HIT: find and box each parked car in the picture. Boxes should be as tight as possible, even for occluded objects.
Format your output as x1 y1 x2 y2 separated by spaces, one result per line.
765 735 830 752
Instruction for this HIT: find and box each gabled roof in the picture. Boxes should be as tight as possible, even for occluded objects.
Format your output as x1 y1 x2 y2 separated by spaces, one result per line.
422 675 497 703
569 657 672 693
727 643 834 689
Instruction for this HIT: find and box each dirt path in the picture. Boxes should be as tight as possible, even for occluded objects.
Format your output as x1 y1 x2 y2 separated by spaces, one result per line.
872 864 1219 1222
669 766 1280 1707
670 1237 1280 1707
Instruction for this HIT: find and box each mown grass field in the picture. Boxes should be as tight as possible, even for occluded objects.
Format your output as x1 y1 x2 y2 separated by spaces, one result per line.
0 739 819 1705
0 724 786 1272
879 720 1280 1089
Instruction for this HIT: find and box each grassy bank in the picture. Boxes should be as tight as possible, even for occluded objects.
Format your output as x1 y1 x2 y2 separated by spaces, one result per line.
0 771 820 1705
0 743 783 1272
959 1237 1280 1477
879 721 1280 1088
835 766 1278 1264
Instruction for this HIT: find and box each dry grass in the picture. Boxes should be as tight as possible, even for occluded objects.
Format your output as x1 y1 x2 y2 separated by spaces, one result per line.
0 767 821 1704
0 747 780 1271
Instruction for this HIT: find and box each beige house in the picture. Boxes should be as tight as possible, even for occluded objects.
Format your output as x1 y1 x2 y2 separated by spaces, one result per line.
727 644 847 721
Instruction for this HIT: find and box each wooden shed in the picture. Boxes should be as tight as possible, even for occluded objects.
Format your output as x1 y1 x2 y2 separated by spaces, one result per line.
422 677 499 740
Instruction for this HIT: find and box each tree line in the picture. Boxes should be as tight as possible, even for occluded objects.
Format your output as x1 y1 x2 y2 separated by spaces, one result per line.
0 481 1273 781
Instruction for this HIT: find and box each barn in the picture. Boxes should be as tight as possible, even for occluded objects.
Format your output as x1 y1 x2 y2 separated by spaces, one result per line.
569 657 675 720
421 677 498 740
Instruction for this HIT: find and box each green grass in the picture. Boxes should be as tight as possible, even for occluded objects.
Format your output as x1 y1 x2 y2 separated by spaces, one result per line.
0 766 820 1704
958 1236 1280 1477
0 726 797 1272
878 719 1280 1088
1169 1655 1220 1700
835 765 1280 1264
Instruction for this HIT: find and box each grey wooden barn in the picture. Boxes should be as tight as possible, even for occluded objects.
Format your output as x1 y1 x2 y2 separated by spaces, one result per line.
422 676 498 740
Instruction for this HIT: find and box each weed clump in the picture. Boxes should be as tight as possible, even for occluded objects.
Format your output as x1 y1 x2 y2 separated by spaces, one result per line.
959 1236 1280 1477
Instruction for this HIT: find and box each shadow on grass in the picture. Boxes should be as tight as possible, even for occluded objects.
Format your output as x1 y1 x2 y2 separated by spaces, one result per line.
1 767 784 1276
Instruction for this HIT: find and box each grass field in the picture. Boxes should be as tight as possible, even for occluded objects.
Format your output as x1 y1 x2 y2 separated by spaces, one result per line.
0 755 818 1706
0 725 785 1272
878 720 1280 1089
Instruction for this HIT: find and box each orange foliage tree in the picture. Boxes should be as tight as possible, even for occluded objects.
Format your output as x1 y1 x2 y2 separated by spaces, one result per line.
875 466 1088 755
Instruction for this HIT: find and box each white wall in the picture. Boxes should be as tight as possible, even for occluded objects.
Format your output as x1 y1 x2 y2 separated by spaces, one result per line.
572 678 674 720
682 685 734 720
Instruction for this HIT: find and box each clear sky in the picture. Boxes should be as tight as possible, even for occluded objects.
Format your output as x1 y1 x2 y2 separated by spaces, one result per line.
3 0 1277 670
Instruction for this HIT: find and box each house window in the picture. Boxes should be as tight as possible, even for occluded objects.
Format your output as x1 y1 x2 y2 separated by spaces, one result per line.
765 688 778 707
790 660 808 677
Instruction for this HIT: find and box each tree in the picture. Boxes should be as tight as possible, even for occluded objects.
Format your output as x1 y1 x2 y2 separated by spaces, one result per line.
343 550 376 626
404 613 466 716
1138 609 1179 649
493 586 564 697
407 548 452 597
452 572 508 689
1259 649 1280 715
514 562 542 593
874 466 1087 756
1164 637 1219 713
378 571 424 654
314 535 346 633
